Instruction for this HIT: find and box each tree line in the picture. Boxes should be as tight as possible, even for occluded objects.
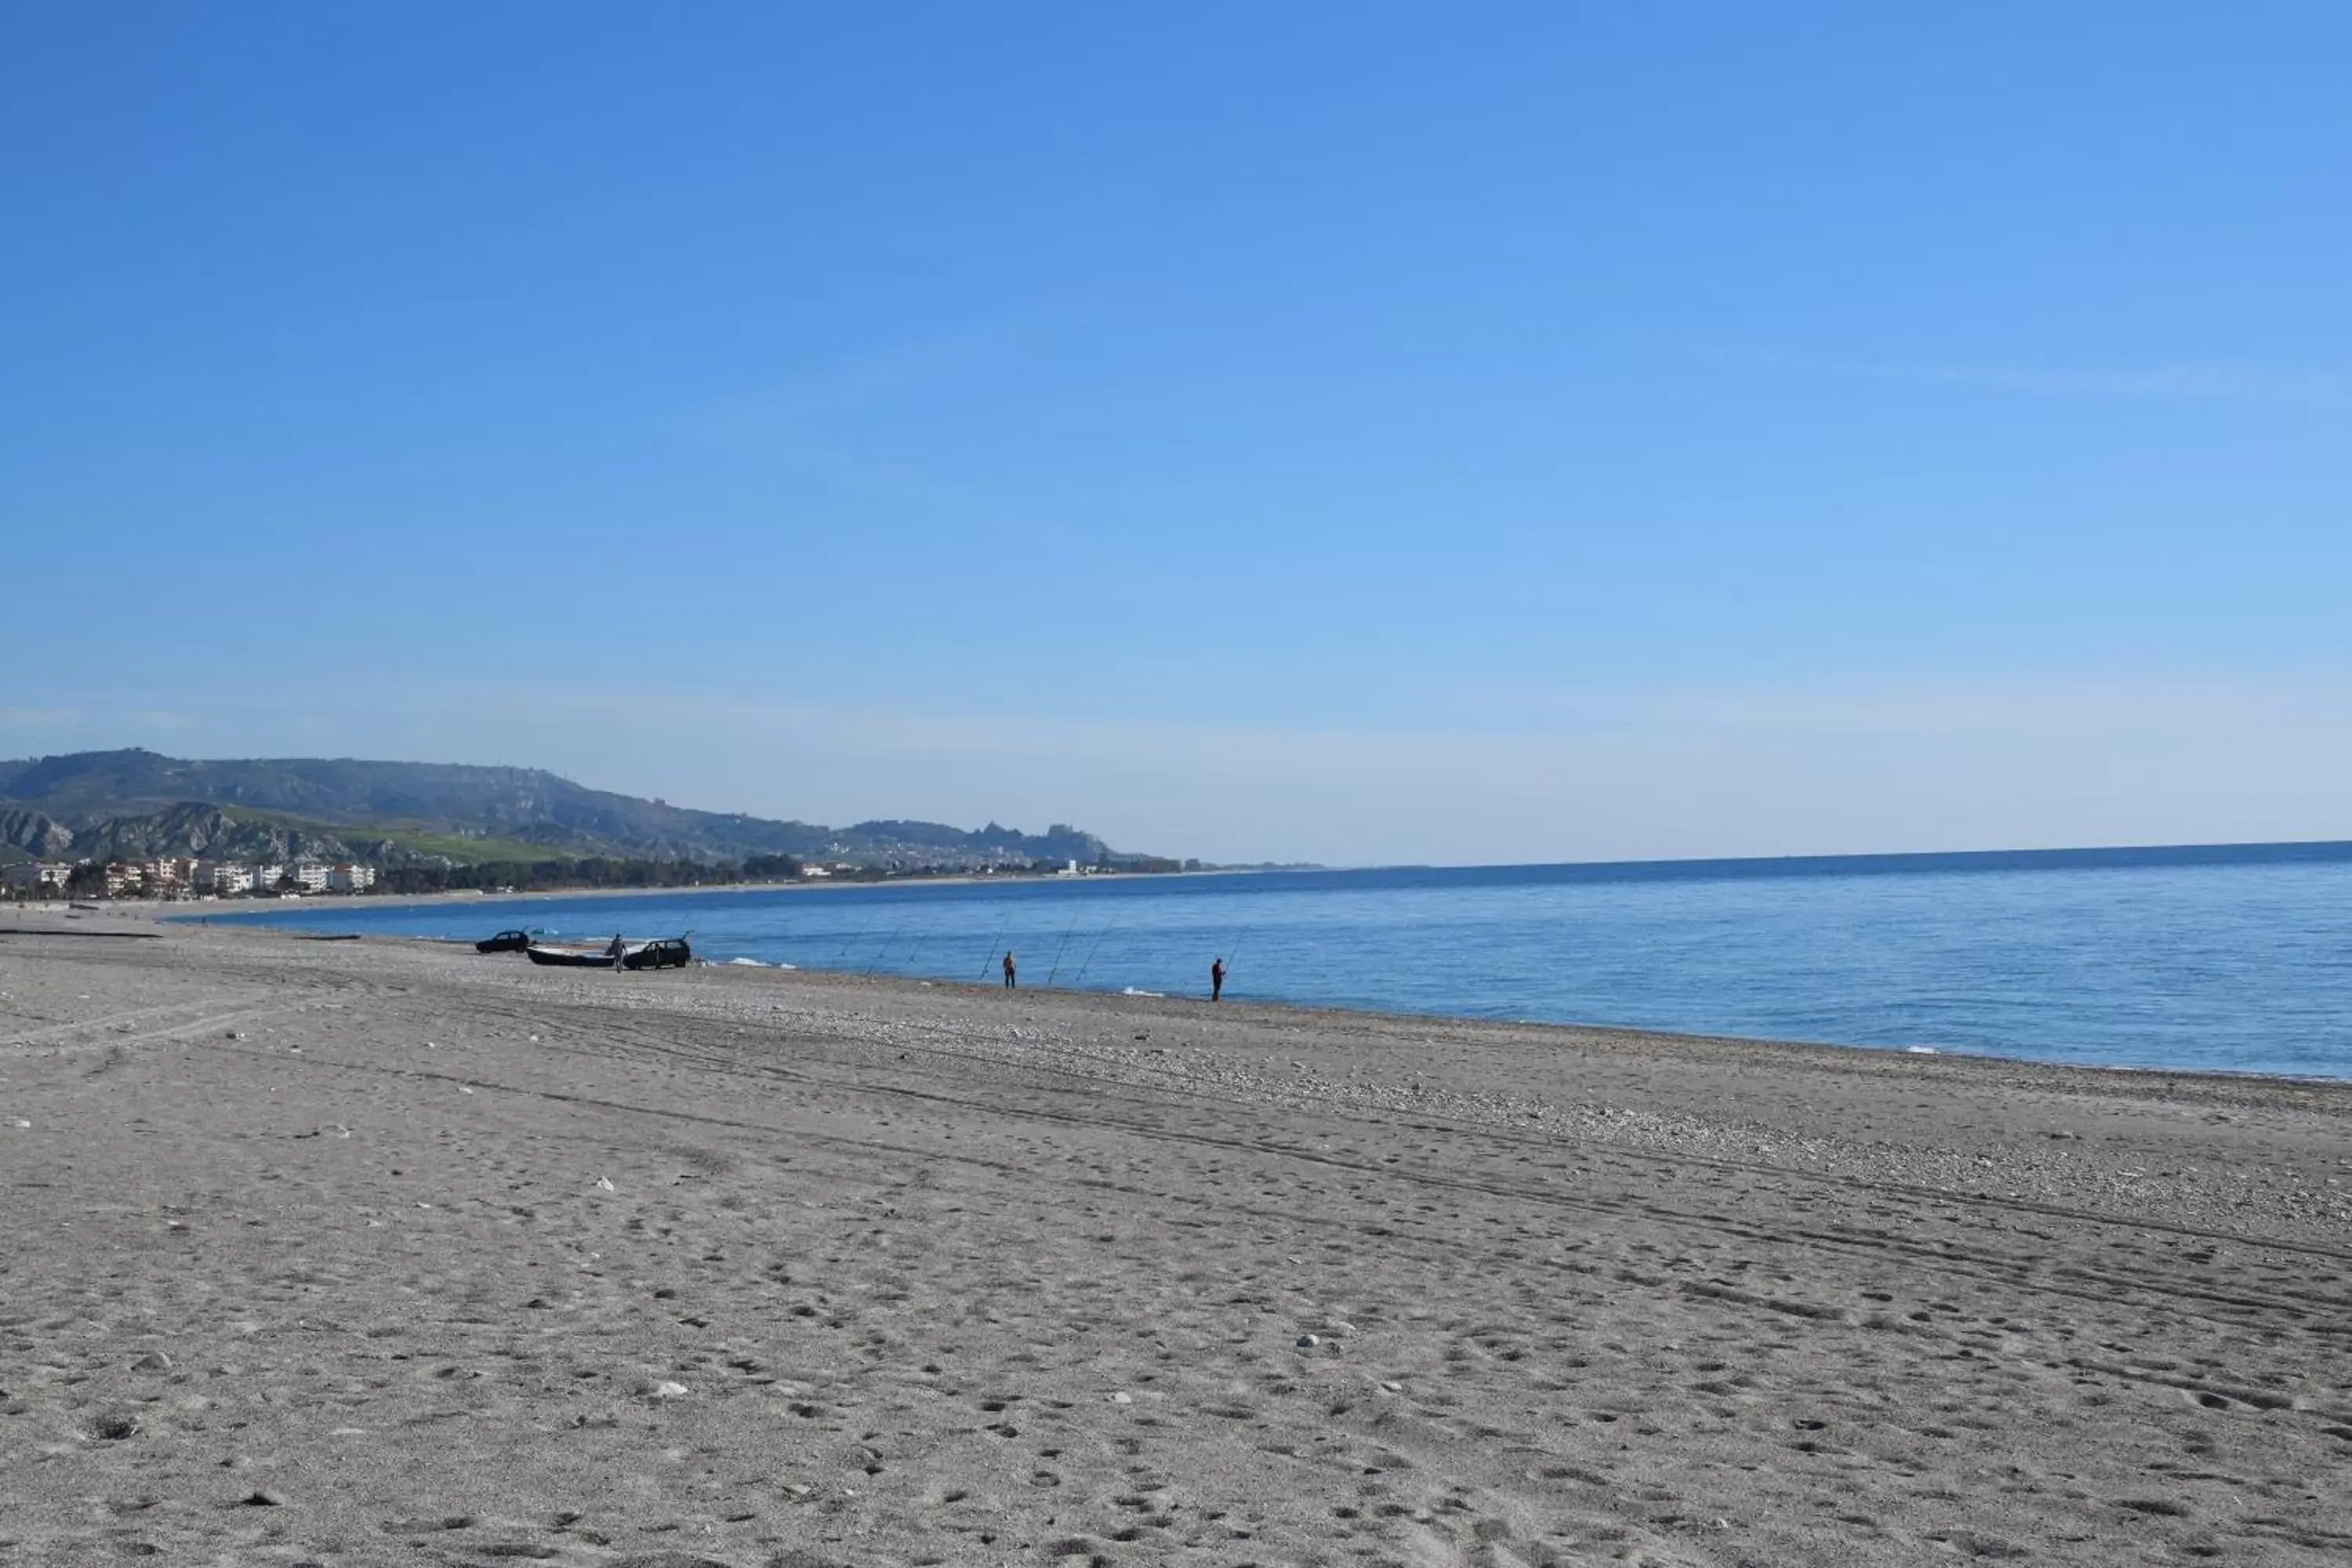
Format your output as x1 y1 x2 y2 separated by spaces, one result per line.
374 854 809 895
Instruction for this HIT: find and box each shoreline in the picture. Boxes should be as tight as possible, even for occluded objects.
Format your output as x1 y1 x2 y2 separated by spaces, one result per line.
30 863 1260 918
387 936 2352 1098
20 902 2351 1097
36 852 2351 1087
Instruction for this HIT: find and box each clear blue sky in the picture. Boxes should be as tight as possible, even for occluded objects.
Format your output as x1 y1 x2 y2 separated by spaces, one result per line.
5 4 2348 864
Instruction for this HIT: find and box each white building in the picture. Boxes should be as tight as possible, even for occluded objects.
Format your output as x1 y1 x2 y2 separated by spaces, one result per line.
290 862 331 893
9 862 78 892
326 862 376 892
250 862 285 891
210 863 255 895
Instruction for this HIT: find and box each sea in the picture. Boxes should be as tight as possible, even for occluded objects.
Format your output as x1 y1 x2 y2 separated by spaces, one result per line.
204 845 2352 1080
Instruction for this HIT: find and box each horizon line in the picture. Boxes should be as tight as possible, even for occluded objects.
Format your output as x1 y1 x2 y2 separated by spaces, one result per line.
1333 837 2352 878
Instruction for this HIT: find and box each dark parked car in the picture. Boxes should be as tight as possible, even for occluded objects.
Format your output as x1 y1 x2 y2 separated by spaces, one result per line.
476 929 532 954
622 938 692 971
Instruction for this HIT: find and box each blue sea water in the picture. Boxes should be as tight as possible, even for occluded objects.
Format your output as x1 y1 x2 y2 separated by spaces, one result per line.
205 848 2352 1079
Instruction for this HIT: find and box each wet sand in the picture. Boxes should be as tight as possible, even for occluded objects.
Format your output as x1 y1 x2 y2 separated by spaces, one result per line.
3 915 2349 1566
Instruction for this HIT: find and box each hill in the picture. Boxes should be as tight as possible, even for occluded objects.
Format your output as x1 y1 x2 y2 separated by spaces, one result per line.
0 750 1141 870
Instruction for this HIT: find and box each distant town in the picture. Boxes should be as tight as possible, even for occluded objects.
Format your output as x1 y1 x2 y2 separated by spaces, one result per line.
1 851 1232 902
5 856 379 899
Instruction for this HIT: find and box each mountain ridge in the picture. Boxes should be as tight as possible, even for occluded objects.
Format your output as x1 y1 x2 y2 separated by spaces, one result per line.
0 749 1142 870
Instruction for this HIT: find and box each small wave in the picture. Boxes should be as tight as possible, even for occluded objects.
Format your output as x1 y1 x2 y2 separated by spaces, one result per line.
724 957 769 967
1905 1045 1937 1054
1120 986 1164 997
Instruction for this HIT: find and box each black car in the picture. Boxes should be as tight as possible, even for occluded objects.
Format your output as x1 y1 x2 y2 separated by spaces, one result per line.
622 938 692 971
476 929 532 954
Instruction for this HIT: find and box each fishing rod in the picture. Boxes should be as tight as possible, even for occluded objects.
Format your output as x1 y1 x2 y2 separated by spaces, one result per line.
1042 906 1083 985
1071 916 1120 986
898 915 936 972
864 920 906 974
977 914 1011 980
833 914 877 962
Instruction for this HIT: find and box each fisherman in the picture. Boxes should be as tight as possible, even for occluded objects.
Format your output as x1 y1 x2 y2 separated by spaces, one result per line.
1210 956 1226 1002
607 932 626 971
1002 949 1018 989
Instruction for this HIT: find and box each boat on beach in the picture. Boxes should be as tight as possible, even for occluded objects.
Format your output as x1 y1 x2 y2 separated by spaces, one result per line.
524 943 616 968
524 937 692 970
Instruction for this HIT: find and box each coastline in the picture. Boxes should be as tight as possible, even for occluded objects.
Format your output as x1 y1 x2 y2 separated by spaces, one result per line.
18 901 2352 1100
96 863 1258 918
5 918 2347 1565
109 895 2352 1087
42 845 2352 1084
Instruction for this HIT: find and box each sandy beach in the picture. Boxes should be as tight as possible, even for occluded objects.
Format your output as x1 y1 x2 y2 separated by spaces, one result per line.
3 915 2348 1567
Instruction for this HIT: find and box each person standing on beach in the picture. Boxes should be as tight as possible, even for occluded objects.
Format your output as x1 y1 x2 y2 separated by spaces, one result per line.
1002 949 1018 989
607 932 626 971
1210 956 1225 1001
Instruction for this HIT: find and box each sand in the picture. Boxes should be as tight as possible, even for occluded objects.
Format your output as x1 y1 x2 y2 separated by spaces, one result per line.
2 914 2348 1567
